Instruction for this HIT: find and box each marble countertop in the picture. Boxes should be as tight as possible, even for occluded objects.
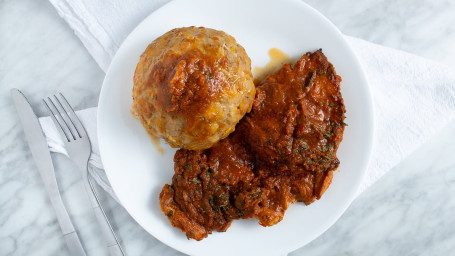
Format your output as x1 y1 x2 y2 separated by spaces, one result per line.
1 0 454 255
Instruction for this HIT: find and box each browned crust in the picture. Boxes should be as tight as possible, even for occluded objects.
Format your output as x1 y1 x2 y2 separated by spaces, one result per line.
132 27 255 150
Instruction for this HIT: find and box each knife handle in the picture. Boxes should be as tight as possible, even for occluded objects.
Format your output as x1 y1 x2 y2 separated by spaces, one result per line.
10 89 87 256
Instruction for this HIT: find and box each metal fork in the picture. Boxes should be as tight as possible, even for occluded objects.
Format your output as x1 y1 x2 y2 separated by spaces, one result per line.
43 93 126 256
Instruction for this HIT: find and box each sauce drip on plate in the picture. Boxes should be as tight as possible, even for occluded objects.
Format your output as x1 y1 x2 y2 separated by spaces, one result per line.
253 48 292 84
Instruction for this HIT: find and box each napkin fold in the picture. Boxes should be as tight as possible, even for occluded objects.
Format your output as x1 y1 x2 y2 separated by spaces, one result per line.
45 0 455 199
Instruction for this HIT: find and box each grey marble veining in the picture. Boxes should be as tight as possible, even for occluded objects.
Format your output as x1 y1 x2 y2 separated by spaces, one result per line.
1 0 454 255
305 0 455 68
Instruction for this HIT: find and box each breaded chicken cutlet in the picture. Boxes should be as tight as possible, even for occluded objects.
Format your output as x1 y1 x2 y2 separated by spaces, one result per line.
160 50 346 240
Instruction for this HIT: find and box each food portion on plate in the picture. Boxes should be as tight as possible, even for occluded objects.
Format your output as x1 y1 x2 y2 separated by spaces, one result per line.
132 27 346 241
131 27 255 150
243 50 345 176
159 49 346 240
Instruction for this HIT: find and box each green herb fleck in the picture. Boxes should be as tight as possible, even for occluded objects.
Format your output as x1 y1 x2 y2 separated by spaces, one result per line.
209 195 214 206
219 194 229 203
184 164 191 171
221 205 230 213
296 143 309 155
327 143 334 152
237 211 244 217
166 211 173 217
317 68 326 75
249 188 262 199
192 178 201 184
342 122 348 126
186 231 194 239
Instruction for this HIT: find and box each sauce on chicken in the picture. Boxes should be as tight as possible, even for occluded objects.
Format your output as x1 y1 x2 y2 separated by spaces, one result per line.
160 50 346 240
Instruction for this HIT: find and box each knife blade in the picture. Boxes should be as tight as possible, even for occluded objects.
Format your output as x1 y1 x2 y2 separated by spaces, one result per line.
11 88 86 256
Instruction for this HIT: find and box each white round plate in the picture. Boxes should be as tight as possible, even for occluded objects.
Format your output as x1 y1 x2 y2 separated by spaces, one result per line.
98 0 374 255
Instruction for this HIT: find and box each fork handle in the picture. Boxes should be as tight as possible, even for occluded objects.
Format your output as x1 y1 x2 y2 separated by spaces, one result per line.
82 176 126 256
93 205 125 256
108 244 126 256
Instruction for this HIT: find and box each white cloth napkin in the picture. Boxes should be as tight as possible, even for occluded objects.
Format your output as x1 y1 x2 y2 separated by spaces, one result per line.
48 0 171 72
44 0 455 199
39 107 119 201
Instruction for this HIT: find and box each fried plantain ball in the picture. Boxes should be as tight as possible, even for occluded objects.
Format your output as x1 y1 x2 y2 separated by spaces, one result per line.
132 26 255 150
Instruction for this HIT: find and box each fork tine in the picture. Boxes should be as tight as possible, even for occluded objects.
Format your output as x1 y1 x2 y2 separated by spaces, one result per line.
47 96 76 141
53 94 82 139
58 93 88 138
43 98 71 142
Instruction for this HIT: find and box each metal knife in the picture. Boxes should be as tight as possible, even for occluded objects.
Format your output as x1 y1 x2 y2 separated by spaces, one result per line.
11 88 86 256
